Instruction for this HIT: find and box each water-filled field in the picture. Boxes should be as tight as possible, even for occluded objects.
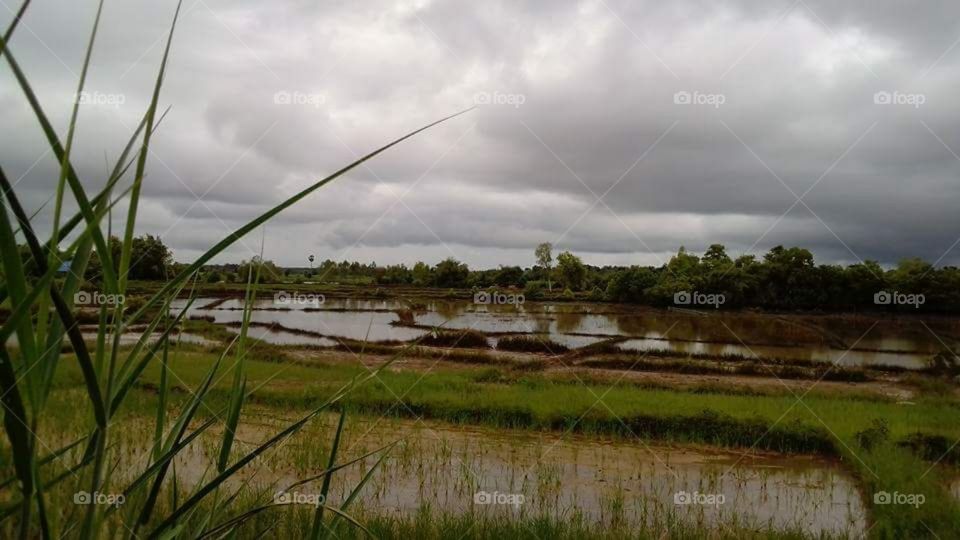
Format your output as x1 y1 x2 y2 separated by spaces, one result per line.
170 296 957 369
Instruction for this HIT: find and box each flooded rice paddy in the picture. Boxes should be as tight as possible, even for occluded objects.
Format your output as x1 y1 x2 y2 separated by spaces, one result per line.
171 296 958 370
165 414 867 536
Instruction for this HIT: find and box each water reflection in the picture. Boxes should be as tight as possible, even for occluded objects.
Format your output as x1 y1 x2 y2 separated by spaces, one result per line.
170 297 953 369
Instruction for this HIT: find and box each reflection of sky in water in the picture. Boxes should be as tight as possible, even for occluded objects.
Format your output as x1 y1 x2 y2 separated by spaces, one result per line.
227 326 338 347
616 339 928 369
170 298 953 367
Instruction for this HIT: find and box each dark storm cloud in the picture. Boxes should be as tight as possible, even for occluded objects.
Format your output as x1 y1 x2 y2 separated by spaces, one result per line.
2 0 959 268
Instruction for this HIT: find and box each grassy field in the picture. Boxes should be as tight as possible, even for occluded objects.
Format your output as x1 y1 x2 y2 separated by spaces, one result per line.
35 340 960 538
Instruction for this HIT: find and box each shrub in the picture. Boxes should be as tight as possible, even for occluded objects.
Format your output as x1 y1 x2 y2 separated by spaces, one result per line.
522 280 545 299
496 335 569 354
419 329 490 349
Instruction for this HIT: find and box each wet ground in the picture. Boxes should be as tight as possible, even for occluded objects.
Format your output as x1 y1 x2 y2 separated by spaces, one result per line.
170 413 868 536
170 296 956 370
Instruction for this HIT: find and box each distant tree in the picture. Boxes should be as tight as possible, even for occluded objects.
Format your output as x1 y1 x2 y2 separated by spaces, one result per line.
646 247 699 304
606 266 658 303
760 246 817 308
555 251 586 291
85 234 172 281
412 261 433 286
378 264 413 284
434 258 469 288
889 258 933 292
702 244 731 268
237 256 281 283
494 265 524 287
535 242 553 290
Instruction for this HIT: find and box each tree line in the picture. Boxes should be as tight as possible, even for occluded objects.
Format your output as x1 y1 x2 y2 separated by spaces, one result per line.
76 236 960 312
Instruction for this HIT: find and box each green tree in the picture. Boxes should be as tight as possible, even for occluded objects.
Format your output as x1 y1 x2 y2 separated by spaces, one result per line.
237 256 281 283
605 266 658 303
535 242 553 290
434 257 469 288
494 265 524 287
412 261 433 286
555 251 586 291
85 234 172 281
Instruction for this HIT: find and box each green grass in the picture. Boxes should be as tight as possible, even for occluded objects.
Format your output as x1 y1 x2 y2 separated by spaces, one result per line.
26 347 960 537
51 349 953 447
240 505 838 540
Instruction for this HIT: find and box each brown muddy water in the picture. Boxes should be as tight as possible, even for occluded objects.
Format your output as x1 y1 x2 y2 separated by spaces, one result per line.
166 414 867 536
171 297 956 370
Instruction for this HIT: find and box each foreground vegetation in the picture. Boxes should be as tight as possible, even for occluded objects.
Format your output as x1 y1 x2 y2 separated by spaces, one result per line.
0 1 472 537
33 340 959 538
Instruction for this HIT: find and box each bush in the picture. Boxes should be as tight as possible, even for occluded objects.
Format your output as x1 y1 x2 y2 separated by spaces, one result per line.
522 280 545 299
497 335 569 354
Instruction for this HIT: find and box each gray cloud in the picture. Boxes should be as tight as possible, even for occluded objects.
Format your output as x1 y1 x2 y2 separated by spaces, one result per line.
2 0 959 269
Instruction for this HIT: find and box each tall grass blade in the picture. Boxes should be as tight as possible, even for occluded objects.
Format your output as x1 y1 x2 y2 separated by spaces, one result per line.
117 0 182 293
321 445 394 539
310 410 346 539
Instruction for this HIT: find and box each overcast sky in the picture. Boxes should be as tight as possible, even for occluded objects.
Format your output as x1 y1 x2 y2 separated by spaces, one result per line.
3 0 960 269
